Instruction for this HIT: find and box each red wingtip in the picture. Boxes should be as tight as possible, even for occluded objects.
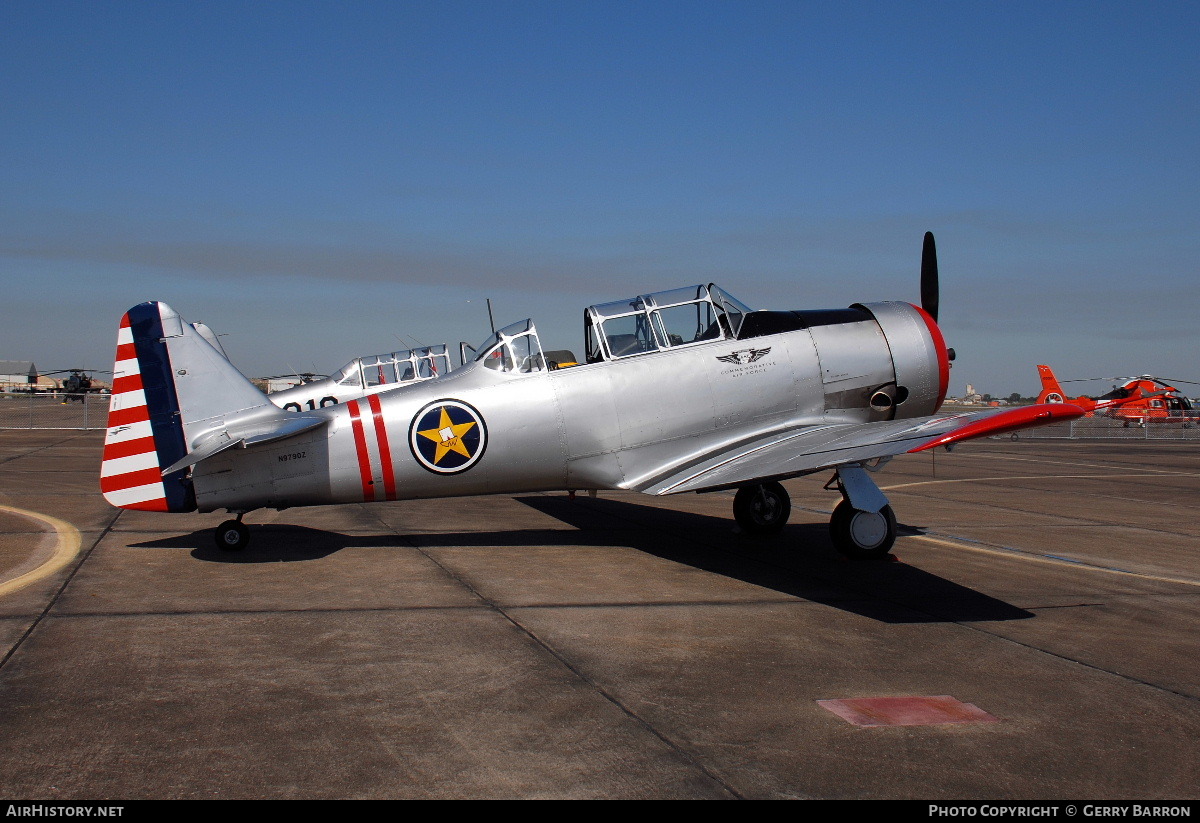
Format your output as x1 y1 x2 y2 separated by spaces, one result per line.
908 404 1085 453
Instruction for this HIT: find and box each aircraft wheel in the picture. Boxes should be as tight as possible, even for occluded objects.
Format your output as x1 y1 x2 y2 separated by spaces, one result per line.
214 520 249 551
830 500 896 560
733 482 791 535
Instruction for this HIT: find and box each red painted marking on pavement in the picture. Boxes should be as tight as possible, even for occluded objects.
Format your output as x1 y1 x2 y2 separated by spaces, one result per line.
347 400 375 501
367 394 396 501
817 696 999 727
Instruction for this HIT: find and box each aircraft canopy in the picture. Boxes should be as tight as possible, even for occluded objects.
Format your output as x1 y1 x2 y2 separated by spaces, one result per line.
332 344 451 388
584 284 754 362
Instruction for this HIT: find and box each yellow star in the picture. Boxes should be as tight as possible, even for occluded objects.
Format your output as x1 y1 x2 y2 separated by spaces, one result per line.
417 407 477 465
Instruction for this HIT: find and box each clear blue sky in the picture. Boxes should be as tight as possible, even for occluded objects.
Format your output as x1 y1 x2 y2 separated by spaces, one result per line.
2 1 1196 396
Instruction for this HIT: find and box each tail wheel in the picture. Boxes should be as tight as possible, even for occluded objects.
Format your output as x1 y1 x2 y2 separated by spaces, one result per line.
830 500 896 560
215 520 249 551
733 482 791 535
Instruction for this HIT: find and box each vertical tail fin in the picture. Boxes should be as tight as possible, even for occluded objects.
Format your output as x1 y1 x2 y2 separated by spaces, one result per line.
101 302 318 511
1036 364 1066 404
101 302 196 511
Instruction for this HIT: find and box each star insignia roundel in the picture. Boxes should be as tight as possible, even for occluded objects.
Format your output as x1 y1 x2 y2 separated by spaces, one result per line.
409 400 487 474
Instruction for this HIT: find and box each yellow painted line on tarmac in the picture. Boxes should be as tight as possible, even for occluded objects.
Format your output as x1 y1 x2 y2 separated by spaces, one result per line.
0 505 82 597
904 533 1200 589
974 453 1200 476
882 473 1200 491
880 472 1200 586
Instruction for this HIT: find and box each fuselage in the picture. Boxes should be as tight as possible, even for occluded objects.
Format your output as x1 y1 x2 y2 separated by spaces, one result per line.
191 297 948 513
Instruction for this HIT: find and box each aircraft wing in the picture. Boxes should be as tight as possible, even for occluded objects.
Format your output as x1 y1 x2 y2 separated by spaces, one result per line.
638 403 1084 496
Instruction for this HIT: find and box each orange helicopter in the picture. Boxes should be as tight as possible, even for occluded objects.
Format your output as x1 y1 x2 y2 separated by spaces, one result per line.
1036 365 1199 426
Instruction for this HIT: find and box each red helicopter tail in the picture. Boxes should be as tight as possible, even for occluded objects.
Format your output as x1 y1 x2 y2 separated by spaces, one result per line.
1035 365 1067 404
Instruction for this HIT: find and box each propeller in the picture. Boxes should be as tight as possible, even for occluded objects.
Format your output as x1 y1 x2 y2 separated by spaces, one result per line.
919 231 955 362
920 231 939 322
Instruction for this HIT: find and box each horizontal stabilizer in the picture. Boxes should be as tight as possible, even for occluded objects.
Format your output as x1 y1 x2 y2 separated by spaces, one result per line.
161 413 327 475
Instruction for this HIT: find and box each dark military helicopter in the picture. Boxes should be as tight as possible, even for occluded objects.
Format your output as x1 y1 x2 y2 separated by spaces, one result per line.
46 369 109 402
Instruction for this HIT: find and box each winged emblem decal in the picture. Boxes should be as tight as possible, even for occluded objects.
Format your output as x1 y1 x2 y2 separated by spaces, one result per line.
716 347 771 365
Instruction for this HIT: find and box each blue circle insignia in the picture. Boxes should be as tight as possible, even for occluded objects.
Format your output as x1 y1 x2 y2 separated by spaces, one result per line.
408 399 487 474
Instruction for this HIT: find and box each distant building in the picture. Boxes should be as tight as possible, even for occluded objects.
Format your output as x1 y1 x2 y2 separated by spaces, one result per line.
0 361 40 391
266 378 304 393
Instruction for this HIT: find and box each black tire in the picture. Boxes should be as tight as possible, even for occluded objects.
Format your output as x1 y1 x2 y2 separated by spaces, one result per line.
733 482 791 536
829 500 896 560
214 520 249 551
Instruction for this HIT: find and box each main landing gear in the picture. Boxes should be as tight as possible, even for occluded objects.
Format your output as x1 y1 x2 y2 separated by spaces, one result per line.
214 513 250 551
825 464 897 560
732 464 897 560
829 499 896 560
732 481 791 535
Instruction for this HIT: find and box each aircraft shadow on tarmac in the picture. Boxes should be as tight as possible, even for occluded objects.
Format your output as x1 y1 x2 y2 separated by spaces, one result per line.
130 494 1032 624
514 495 1033 624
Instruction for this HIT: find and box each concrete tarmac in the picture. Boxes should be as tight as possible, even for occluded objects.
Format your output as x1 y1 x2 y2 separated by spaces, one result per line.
0 429 1197 799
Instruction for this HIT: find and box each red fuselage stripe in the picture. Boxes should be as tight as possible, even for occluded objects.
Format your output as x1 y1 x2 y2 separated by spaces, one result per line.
367 394 396 501
347 400 374 501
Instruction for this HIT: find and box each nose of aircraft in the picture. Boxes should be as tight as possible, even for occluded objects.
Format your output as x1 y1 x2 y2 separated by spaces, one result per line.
914 231 955 408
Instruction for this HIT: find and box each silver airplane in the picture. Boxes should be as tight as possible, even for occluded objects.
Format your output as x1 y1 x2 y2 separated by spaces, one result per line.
266 344 453 412
99 234 1083 557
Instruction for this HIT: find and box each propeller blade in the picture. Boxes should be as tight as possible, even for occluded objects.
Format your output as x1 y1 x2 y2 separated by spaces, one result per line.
920 231 939 322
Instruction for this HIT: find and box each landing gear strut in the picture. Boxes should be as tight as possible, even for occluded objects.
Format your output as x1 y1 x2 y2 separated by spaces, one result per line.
214 514 250 551
733 481 791 535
